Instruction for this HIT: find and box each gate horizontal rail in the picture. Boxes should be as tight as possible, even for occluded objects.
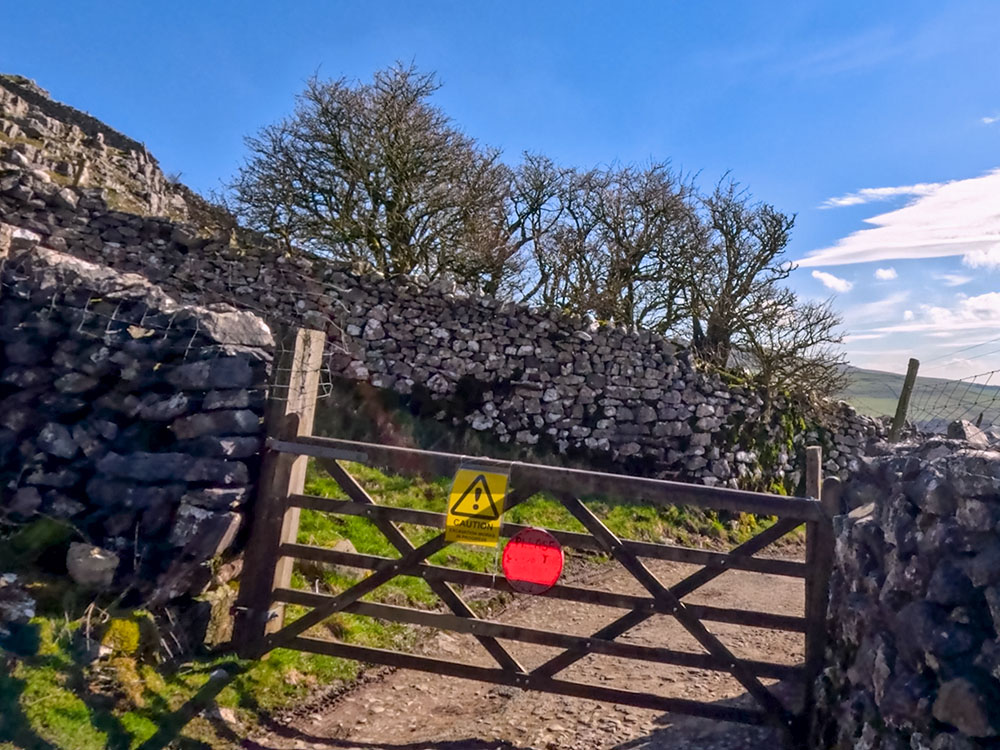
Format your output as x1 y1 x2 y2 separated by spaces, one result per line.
232 326 839 748
277 544 808 631
275 589 803 681
287 494 808 577
269 435 825 521
289 636 771 726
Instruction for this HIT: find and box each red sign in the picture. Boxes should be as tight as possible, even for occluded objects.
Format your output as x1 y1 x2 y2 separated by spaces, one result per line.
502 528 564 594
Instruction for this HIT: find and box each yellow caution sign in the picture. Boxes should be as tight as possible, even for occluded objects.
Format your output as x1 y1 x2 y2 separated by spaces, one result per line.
444 466 508 547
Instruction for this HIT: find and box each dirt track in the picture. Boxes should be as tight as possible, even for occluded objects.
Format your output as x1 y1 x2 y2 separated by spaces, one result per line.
248 556 805 750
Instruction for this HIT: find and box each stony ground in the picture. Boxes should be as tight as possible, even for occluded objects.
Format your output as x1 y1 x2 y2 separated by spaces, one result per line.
247 555 805 750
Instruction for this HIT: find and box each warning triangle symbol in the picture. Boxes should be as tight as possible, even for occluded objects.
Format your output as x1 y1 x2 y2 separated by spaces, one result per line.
450 474 500 520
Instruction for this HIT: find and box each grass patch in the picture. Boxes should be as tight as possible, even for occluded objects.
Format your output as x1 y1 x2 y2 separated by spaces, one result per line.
0 130 45 150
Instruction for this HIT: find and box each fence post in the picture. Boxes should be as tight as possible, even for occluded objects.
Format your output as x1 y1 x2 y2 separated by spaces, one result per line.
889 358 920 442
233 327 325 658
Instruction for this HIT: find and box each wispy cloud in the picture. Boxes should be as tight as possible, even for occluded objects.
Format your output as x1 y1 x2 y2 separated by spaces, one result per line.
874 267 898 280
865 291 1000 334
843 292 910 323
983 115 1000 125
799 169 1000 267
821 182 944 208
934 273 973 287
843 333 887 342
811 270 853 292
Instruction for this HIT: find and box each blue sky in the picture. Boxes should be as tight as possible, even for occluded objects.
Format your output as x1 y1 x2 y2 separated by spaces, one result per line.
3 1 999 377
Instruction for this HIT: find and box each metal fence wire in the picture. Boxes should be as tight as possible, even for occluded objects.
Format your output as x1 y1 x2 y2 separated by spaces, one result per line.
906 367 1000 436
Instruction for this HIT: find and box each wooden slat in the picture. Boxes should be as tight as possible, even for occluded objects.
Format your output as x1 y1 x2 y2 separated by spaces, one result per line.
269 436 825 521
264 487 536 654
556 493 796 734
531 515 805 679
670 517 802 599
288 636 771 726
289 494 807 579
318 459 525 674
274 590 804 681
277 545 808 632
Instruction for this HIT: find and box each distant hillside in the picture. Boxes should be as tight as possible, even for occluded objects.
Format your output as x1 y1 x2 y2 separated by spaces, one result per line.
839 365 1000 432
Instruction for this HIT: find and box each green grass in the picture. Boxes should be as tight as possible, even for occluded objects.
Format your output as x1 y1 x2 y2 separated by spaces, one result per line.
1 459 775 749
294 459 770 591
839 365 1000 428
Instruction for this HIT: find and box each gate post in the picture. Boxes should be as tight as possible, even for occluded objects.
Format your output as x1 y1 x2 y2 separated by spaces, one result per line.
800 446 838 744
233 327 325 657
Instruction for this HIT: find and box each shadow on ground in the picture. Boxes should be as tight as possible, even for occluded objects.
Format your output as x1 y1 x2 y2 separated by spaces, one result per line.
243 682 801 750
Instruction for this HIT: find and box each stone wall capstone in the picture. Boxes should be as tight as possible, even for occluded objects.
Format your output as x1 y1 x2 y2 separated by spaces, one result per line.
0 237 272 604
814 439 1000 749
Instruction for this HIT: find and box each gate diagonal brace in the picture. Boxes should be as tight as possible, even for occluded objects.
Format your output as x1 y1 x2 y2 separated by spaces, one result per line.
552 493 796 733
532 516 801 679
262 485 537 658
317 457 525 674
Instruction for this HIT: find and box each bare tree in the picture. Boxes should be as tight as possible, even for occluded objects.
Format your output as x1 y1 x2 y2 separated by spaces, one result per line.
229 64 847 403
228 64 505 277
523 162 698 332
587 163 699 333
735 293 848 408
455 154 571 299
686 179 796 367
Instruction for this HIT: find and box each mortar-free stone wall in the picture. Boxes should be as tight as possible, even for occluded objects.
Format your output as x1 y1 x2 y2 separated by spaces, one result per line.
814 440 1000 749
0 239 272 604
0 162 886 492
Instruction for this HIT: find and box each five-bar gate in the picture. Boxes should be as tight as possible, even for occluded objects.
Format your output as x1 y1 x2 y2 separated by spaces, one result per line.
232 329 838 746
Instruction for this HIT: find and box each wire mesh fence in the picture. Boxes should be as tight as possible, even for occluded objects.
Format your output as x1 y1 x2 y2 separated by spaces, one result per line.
906 367 1000 436
0 249 351 402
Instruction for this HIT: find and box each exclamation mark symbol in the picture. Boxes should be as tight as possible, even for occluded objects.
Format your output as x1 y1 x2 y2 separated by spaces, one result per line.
473 487 482 511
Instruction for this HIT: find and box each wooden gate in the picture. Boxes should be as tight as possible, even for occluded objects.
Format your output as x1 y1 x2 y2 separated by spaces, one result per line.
232 329 839 745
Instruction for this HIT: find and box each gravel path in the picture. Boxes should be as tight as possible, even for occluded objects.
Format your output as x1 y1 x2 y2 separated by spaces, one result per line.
248 555 805 750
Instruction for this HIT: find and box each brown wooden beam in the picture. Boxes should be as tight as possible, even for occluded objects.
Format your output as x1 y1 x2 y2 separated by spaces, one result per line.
289 494 807 579
232 327 325 657
556 493 796 734
289 636 771 727
277 545 808 632
268 436 825 521
318 458 525 674
273 590 803 681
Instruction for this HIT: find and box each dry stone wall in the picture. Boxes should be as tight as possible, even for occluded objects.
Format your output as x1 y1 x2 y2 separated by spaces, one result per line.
0 236 272 604
0 159 885 491
814 440 1000 749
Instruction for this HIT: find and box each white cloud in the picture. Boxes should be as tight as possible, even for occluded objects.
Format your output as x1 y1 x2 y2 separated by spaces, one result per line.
867 292 1000 334
874 267 898 280
811 270 853 292
983 115 1000 125
903 310 914 321
934 273 973 287
799 169 1000 267
820 182 943 209
963 248 1000 269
